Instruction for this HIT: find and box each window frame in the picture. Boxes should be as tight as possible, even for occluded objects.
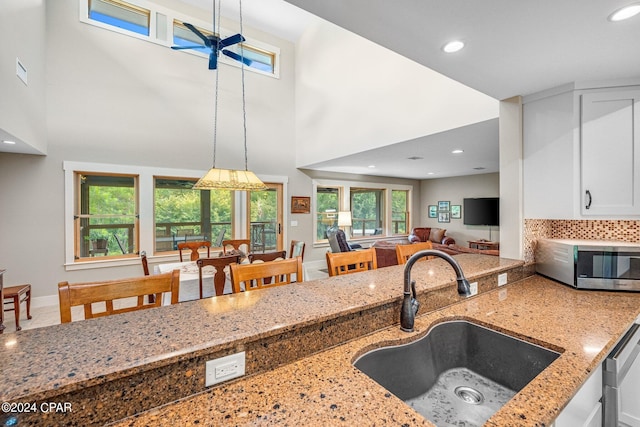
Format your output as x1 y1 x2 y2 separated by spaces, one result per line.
63 161 287 270
79 0 281 77
312 179 413 245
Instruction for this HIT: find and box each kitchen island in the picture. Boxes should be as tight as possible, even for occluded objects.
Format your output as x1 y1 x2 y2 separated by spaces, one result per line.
1 255 639 426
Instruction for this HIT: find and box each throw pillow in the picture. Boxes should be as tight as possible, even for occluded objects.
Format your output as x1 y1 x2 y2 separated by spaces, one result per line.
429 228 446 244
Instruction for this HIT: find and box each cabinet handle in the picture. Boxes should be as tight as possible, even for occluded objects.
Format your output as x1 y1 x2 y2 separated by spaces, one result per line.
585 190 592 210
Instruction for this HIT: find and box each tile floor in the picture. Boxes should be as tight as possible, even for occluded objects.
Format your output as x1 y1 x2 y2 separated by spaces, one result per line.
1 264 329 335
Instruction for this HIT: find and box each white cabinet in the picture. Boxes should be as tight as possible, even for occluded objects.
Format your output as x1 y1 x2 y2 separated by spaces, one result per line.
553 363 602 427
618 325 640 426
580 90 640 216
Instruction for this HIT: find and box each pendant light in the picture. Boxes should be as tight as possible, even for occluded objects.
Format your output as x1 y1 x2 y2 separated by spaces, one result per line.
193 0 267 191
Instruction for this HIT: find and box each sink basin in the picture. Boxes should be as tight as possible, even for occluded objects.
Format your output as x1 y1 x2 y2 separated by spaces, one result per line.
354 320 560 427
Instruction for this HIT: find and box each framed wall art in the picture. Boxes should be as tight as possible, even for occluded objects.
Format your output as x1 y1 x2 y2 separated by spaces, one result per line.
438 201 450 212
451 205 461 219
428 205 437 218
438 212 450 223
291 196 311 214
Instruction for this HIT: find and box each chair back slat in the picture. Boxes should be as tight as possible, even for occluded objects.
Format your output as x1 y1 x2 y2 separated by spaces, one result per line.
196 255 241 298
325 248 377 277
230 257 303 293
57 270 180 323
289 240 306 260
178 241 211 261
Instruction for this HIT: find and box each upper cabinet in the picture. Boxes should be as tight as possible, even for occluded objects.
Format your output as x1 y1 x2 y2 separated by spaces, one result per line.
580 89 640 216
523 83 640 220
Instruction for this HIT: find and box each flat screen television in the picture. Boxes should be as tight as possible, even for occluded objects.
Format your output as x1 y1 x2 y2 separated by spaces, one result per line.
463 197 499 226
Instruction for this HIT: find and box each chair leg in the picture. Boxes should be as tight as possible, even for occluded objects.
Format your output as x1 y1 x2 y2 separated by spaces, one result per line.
26 288 32 320
12 295 21 331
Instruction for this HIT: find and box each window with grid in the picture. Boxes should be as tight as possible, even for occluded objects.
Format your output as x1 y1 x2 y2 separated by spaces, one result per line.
154 178 232 253
316 187 340 241
351 188 385 237
74 173 139 260
392 190 409 234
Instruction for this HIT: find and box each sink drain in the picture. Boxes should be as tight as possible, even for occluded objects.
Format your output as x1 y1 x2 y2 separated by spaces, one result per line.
454 386 485 405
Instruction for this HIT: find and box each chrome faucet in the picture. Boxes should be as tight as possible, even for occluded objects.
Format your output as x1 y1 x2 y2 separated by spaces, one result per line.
401 250 472 332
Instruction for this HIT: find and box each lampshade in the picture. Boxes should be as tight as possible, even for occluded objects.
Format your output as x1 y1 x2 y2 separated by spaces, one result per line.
193 0 266 192
193 168 267 191
337 211 352 227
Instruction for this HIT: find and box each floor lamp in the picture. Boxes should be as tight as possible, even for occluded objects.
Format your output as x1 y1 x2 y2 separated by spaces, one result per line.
338 211 352 237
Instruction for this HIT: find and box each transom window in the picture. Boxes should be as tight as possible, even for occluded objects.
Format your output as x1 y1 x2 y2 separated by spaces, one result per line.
74 173 139 260
80 0 280 76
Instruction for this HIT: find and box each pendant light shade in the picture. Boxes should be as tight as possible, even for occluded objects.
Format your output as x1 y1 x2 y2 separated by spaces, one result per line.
193 168 267 190
193 0 267 192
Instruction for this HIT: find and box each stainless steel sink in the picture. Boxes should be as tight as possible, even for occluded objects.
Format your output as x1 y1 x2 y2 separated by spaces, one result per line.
354 320 560 427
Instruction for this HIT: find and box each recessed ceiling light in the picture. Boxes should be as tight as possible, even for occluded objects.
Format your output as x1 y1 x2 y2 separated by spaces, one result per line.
368 165 376 168
427 172 435 175
2 140 16 145
442 40 464 53
609 3 640 21
451 149 464 154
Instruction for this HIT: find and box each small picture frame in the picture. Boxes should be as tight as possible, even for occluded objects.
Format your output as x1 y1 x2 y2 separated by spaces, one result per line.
438 212 450 223
451 205 461 219
291 196 310 214
438 201 450 212
428 205 437 218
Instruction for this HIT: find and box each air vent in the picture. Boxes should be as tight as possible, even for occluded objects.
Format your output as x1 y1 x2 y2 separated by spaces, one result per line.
407 156 424 160
473 167 486 170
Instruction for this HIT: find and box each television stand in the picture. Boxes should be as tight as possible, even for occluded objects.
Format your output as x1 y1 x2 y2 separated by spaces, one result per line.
468 240 500 251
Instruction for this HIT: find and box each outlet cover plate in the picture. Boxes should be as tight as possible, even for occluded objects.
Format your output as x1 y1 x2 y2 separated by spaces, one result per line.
206 351 246 387
469 282 478 296
498 273 508 286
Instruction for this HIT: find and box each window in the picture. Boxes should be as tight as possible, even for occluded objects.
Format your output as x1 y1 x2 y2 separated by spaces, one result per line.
316 187 340 240
154 178 232 253
88 0 150 36
74 173 139 260
351 188 385 237
80 0 281 77
392 190 409 234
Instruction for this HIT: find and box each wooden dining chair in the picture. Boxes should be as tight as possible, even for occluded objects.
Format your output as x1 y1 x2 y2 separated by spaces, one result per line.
57 270 180 323
396 241 434 265
178 241 211 261
289 240 306 261
248 250 287 263
222 239 251 256
230 257 303 293
140 250 156 303
325 247 378 277
196 254 241 298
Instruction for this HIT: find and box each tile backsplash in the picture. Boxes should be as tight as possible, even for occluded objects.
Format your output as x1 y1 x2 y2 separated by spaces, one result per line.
524 219 640 263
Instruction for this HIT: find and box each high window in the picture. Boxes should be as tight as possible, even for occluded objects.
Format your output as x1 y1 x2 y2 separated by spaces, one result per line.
154 178 232 252
80 0 280 76
74 173 139 260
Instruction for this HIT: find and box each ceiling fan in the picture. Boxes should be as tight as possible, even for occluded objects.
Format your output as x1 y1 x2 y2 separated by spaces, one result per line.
171 22 253 70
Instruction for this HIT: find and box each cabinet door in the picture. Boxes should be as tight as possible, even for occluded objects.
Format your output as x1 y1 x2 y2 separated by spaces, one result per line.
619 337 640 426
553 364 602 427
580 90 640 215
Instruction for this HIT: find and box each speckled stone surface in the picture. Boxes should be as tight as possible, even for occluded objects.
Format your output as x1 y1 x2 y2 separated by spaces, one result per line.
0 255 535 425
113 276 640 427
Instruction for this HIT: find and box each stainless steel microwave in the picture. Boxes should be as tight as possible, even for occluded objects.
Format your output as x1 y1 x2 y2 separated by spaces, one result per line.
535 239 640 292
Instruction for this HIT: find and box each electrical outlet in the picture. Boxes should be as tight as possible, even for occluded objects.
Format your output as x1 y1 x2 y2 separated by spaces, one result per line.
206 351 245 387
498 273 508 286
469 282 478 296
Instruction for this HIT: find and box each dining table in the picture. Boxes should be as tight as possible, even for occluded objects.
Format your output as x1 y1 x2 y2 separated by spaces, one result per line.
155 261 233 302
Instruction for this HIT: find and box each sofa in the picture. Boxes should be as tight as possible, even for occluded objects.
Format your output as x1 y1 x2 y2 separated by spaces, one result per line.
408 227 455 248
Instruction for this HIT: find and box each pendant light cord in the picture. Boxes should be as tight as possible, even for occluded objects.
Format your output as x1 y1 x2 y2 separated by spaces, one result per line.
239 0 249 172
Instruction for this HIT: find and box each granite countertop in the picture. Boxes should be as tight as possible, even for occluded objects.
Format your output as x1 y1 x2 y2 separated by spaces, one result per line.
114 275 640 427
0 255 521 403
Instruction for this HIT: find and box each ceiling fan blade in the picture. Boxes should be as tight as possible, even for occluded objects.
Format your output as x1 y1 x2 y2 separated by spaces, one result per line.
219 33 245 48
183 22 212 47
209 52 218 70
171 45 206 50
222 49 254 67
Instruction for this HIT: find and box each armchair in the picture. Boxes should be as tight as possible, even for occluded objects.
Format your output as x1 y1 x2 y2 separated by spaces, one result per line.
326 227 362 252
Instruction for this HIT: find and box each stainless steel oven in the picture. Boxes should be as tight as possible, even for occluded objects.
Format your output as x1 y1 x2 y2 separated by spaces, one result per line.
536 239 640 292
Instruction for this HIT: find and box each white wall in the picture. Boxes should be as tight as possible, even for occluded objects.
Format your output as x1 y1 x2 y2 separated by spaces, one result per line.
420 173 500 245
294 19 499 169
0 0 300 298
0 0 47 154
